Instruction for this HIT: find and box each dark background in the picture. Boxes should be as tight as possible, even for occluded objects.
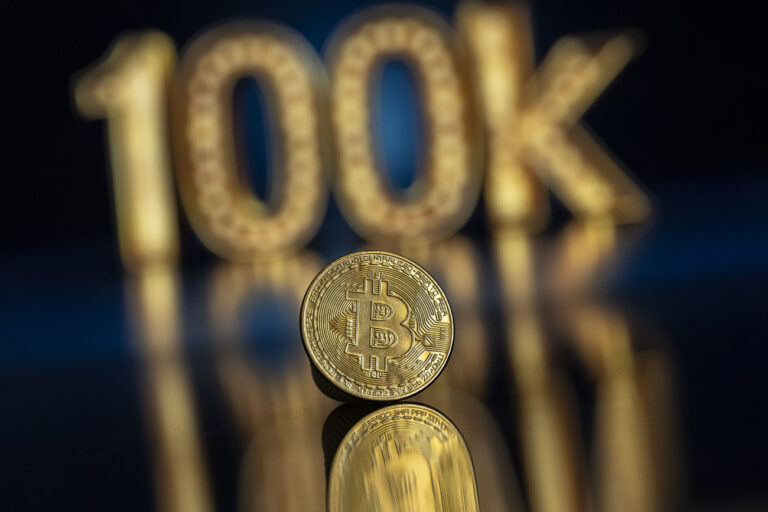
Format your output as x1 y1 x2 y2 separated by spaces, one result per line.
1 0 767 510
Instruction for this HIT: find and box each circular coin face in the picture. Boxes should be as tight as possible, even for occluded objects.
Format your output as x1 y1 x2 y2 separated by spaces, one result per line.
300 251 454 401
327 404 478 511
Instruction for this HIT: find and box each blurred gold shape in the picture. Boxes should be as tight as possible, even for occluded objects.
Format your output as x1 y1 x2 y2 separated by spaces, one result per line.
301 251 454 401
458 1 651 227
328 404 479 511
494 220 681 512
208 253 335 511
174 21 328 261
553 221 681 512
209 252 330 427
457 2 548 230
239 418 328 512
495 229 590 512
126 265 213 512
327 5 481 243
570 304 680 512
74 32 179 271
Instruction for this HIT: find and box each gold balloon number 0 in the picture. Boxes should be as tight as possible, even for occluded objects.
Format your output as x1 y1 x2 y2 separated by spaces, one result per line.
76 6 480 266
327 7 478 243
175 22 328 261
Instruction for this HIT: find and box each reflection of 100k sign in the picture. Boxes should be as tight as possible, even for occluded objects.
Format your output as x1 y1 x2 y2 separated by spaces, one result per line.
301 251 454 401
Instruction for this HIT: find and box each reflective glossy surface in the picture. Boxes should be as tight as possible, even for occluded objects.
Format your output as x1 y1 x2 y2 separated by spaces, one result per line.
4 224 721 511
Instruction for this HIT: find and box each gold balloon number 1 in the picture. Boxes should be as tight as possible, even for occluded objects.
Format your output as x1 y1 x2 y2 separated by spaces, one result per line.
75 3 649 270
75 32 180 271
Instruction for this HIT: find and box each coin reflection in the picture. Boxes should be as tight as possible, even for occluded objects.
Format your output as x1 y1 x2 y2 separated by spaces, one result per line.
326 403 479 512
416 391 525 511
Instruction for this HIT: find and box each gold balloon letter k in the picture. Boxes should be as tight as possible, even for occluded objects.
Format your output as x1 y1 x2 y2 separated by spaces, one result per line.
457 2 651 229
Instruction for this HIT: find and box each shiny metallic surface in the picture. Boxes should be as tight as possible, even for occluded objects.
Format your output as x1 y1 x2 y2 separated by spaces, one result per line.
327 404 479 512
301 251 454 401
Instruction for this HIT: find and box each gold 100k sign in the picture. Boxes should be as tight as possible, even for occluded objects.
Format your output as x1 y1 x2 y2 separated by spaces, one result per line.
74 2 650 270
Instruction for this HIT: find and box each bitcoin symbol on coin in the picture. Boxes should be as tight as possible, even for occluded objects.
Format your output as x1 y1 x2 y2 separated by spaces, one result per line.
345 275 414 373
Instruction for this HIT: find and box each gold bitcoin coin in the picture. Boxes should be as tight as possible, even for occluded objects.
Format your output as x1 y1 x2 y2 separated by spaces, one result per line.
301 251 454 401
327 404 479 511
